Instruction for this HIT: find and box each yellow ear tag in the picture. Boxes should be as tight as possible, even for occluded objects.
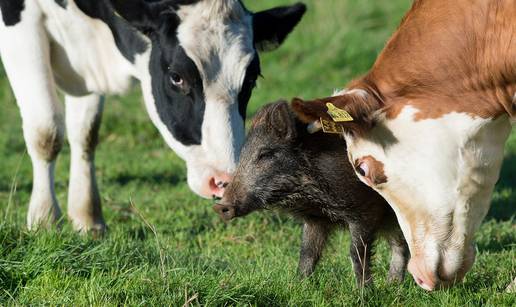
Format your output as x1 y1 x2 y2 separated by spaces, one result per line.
320 118 344 134
326 103 353 122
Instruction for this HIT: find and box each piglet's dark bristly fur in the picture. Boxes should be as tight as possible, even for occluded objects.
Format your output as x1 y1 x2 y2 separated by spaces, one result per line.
214 101 408 287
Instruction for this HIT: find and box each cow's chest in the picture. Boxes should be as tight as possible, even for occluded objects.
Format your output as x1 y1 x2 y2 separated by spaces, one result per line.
39 1 139 96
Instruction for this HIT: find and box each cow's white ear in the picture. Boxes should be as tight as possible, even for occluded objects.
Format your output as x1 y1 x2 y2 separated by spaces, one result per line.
253 3 307 52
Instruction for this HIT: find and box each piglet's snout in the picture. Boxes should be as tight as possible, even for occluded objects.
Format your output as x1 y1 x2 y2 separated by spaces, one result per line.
213 204 236 221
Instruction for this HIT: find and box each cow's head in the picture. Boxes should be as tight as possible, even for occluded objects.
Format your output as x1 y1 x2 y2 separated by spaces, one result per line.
292 90 512 290
111 0 306 198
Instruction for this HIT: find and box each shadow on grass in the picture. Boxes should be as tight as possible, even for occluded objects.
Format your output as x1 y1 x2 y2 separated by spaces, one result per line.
110 172 183 187
488 154 516 221
0 181 32 194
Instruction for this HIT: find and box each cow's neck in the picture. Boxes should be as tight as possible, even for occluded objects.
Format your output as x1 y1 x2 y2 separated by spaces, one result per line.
73 0 149 64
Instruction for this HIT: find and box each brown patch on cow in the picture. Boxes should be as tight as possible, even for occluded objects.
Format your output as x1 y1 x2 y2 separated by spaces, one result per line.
373 0 516 121
354 155 388 186
36 128 64 162
294 0 516 129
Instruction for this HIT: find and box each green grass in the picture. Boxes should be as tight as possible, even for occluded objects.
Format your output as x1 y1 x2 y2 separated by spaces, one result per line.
0 0 515 305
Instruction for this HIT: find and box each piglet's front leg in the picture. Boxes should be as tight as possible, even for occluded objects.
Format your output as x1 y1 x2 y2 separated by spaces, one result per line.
387 232 409 283
298 220 332 277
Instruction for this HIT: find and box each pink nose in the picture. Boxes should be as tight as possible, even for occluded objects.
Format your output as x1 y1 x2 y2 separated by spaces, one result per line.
408 257 438 291
208 173 232 198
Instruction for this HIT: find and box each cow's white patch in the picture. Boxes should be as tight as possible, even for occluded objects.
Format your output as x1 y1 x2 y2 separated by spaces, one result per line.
345 104 512 283
40 0 137 95
174 0 253 197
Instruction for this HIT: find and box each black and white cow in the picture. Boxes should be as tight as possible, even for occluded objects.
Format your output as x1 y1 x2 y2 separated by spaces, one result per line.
0 0 306 232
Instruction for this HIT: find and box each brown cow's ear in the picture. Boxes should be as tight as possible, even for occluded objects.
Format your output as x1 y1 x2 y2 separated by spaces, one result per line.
291 95 353 123
291 91 382 136
291 97 331 124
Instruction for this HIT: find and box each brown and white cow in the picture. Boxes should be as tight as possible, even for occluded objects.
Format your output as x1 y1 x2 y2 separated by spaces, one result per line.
292 0 515 291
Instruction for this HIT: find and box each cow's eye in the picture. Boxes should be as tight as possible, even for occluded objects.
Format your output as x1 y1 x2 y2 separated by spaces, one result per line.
356 162 369 177
170 72 183 87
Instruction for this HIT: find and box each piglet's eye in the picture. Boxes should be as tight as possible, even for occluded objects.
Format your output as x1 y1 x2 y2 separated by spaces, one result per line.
257 149 276 161
356 162 369 177
170 72 183 86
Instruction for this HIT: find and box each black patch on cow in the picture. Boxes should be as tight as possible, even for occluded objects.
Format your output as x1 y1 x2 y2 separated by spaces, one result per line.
237 55 261 120
110 0 202 34
54 0 67 9
0 0 24 26
74 0 147 63
148 31 205 146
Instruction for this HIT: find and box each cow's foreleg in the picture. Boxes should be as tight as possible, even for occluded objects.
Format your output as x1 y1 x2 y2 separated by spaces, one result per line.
0 2 64 229
65 94 106 233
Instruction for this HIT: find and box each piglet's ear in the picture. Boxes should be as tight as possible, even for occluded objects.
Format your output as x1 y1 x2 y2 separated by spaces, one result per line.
253 101 297 141
253 3 307 52
269 101 298 140
110 0 174 33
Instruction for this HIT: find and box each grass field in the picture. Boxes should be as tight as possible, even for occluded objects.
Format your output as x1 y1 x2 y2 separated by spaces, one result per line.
0 0 515 305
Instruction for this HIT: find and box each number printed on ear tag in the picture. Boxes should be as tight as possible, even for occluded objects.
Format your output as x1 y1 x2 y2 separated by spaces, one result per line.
326 103 354 122
320 118 344 134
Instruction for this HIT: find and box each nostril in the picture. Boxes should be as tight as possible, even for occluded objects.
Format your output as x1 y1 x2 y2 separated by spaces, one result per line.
222 207 230 213
416 277 423 286
209 177 219 190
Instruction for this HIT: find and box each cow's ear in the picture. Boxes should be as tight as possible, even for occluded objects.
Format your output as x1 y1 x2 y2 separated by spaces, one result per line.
291 97 331 124
291 92 381 136
253 3 307 52
110 0 173 34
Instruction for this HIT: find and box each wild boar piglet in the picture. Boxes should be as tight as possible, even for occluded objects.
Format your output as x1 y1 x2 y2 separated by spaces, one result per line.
214 101 409 287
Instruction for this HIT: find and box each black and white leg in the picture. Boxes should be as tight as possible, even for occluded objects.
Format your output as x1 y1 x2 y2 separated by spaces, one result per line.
0 2 64 229
65 94 106 233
